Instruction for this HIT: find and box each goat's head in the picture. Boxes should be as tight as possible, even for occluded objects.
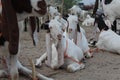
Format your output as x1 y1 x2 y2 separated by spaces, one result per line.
48 6 60 19
54 16 68 32
67 15 78 33
94 13 109 31
48 19 64 41
69 5 81 15
31 0 47 15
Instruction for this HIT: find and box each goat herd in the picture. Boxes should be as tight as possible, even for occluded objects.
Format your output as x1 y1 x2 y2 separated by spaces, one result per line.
0 0 120 80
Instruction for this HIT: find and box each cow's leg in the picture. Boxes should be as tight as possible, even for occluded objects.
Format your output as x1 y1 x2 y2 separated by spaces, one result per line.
17 60 54 80
67 62 85 72
10 55 19 80
35 52 47 67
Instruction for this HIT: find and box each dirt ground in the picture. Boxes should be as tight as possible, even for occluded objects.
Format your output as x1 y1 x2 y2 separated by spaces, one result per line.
1 26 120 80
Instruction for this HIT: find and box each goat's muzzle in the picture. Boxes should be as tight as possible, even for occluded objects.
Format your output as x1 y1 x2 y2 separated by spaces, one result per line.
57 34 62 40
68 28 72 33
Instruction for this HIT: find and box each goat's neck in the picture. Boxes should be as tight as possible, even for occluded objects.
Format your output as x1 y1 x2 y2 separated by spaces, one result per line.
101 0 106 10
56 37 66 52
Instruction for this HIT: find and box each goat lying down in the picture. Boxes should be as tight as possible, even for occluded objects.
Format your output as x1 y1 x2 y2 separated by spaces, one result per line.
94 13 120 54
96 29 120 54
36 19 85 72
82 14 95 27
67 15 93 57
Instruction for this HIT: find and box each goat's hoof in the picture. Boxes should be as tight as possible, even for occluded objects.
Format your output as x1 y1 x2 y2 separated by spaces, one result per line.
67 66 76 73
35 59 42 67
79 64 85 70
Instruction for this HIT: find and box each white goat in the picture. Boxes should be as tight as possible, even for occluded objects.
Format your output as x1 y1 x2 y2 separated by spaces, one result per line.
80 10 88 20
36 19 85 72
67 15 92 57
48 6 60 20
96 29 120 54
69 5 82 15
82 14 95 26
94 13 120 54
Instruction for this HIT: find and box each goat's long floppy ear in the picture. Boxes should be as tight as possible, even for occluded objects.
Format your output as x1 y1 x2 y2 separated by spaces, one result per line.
45 33 52 66
77 23 81 32
1 0 19 55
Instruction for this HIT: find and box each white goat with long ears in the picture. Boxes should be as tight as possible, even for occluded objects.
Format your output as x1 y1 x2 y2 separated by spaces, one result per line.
36 19 85 72
67 15 92 57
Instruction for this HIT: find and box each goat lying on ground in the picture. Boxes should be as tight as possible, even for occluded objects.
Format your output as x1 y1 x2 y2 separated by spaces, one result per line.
36 19 85 72
67 15 93 57
94 13 120 54
82 14 95 27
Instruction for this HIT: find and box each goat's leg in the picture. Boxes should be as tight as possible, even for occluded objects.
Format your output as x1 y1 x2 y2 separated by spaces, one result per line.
35 52 47 67
9 55 19 80
17 60 54 80
33 27 39 46
85 51 93 58
67 62 85 72
0 56 10 78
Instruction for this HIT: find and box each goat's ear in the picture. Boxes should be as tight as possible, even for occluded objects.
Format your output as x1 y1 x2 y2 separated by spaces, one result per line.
45 33 52 66
77 23 81 32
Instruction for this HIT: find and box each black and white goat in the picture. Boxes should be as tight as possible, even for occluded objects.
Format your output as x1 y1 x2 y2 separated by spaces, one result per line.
93 0 120 32
0 0 53 80
94 13 120 54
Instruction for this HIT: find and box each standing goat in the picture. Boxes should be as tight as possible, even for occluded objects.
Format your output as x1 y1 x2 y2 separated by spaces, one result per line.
0 0 53 80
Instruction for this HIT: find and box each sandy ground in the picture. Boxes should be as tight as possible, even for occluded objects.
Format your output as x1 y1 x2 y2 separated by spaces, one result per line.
1 26 120 80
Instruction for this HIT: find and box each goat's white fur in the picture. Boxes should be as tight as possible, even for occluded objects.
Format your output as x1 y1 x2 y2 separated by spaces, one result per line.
67 15 92 57
82 14 95 27
96 29 120 54
102 0 120 24
36 19 85 72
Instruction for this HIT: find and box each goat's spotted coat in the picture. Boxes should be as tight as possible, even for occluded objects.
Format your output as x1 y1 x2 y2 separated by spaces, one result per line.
0 0 54 80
